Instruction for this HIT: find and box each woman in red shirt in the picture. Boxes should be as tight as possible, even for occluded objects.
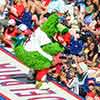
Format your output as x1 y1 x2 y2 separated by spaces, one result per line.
9 0 25 20
86 80 100 100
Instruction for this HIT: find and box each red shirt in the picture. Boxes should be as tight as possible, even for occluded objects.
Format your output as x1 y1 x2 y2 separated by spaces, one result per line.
63 32 71 45
9 3 24 20
53 53 62 65
87 91 100 100
3 27 18 47
87 91 96 98
96 27 100 44
55 32 71 45
96 27 100 31
55 64 62 74
4 28 18 39
42 0 51 6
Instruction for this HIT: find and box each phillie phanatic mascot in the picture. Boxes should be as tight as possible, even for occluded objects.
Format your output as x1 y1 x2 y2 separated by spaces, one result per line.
14 13 69 88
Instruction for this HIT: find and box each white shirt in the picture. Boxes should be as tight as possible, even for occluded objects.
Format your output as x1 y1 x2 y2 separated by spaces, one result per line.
48 0 65 13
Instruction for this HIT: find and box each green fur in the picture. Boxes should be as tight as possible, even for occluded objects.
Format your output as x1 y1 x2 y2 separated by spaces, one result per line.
40 13 59 38
14 46 52 70
42 42 64 56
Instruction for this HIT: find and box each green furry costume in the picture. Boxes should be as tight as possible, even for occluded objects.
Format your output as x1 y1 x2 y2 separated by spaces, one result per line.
14 13 68 70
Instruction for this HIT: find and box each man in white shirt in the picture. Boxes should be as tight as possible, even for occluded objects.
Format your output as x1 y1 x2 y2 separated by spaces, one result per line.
48 0 66 13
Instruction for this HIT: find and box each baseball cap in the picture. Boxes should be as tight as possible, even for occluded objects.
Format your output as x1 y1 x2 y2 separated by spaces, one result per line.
18 24 28 31
88 79 95 85
84 15 93 25
8 19 16 26
18 24 32 35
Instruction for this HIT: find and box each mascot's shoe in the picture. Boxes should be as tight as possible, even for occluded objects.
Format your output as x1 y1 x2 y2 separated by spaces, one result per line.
36 81 49 89
35 81 43 89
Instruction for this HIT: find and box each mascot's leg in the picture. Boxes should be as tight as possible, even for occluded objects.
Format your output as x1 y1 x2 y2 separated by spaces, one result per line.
35 69 49 89
36 75 49 89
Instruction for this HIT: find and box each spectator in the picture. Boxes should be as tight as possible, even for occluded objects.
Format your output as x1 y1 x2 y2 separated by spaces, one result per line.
0 0 100 99
86 79 100 100
66 67 79 95
30 0 48 26
2 19 18 47
47 0 65 13
9 0 25 21
85 42 98 67
0 0 9 28
12 24 31 47
21 7 33 29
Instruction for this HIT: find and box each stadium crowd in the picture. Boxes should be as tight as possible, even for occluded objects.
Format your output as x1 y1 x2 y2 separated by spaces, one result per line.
0 0 100 100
